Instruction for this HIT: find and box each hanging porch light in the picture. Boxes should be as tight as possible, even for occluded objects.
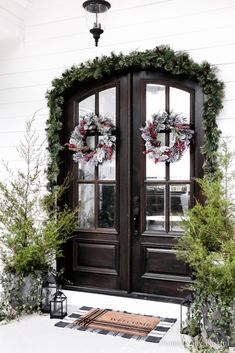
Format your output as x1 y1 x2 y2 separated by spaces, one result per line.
82 0 111 47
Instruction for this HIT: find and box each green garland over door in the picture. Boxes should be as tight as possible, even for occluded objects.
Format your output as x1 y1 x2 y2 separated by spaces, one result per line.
46 45 224 190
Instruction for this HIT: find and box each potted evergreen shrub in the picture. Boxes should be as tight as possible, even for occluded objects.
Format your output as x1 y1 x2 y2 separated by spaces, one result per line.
176 141 235 353
0 118 78 322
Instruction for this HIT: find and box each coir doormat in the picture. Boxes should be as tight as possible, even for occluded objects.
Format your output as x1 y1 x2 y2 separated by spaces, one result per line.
55 306 177 343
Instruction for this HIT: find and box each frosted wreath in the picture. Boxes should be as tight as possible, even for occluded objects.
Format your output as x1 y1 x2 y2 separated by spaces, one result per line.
140 111 194 163
65 114 116 166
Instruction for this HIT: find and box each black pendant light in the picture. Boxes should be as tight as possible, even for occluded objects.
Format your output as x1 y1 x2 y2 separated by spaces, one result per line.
83 0 111 47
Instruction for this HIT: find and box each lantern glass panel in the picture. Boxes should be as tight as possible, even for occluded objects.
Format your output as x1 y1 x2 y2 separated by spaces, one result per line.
41 284 57 313
41 272 57 313
180 295 193 334
85 11 108 30
180 302 189 332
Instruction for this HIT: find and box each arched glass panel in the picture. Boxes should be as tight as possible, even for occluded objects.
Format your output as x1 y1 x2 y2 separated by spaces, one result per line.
145 84 192 234
77 87 117 230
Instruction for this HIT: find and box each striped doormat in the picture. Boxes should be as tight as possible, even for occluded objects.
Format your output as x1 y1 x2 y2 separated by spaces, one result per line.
55 306 177 343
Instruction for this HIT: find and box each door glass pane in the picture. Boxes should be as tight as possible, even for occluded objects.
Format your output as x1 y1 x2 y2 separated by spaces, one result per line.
146 133 165 180
146 84 165 120
146 159 165 180
170 87 190 122
78 136 95 180
98 184 116 228
78 162 95 180
98 150 116 180
146 185 165 231
78 184 95 228
99 88 116 122
170 148 190 180
170 184 190 232
79 95 95 119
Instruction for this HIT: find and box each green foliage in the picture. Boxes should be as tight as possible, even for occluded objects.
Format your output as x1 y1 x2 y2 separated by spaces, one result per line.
0 117 78 321
46 45 224 190
177 142 235 352
0 272 43 323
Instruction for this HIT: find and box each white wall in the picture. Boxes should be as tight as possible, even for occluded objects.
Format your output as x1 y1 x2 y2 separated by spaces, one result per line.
0 0 235 288
0 0 235 172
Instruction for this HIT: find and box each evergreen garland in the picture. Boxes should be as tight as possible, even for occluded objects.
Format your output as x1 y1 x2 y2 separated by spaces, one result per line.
46 45 224 190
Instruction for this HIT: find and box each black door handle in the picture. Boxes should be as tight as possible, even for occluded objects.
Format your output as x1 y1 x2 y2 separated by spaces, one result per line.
133 215 139 231
133 195 140 235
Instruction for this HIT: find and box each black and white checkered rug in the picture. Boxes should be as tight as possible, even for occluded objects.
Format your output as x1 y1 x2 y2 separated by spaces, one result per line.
54 306 177 344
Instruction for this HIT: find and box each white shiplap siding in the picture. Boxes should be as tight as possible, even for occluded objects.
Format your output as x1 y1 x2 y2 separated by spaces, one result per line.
0 0 235 172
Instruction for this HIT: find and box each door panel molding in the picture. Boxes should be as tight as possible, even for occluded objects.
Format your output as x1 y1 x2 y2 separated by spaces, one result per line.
73 241 119 275
142 247 188 276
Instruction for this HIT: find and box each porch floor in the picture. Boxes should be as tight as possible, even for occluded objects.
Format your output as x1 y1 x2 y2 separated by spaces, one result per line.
0 291 189 353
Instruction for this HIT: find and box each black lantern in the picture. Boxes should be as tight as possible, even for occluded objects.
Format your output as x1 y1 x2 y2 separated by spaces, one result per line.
41 271 57 313
82 0 111 47
50 290 67 319
180 294 194 335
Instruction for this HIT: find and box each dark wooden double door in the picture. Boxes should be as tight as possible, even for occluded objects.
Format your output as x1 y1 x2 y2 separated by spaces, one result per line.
62 71 203 300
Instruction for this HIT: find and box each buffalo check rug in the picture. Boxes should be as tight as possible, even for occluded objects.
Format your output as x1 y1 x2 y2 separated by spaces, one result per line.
55 306 177 343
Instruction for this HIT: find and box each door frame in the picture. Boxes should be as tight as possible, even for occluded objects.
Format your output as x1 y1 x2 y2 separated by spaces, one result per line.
58 70 204 302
